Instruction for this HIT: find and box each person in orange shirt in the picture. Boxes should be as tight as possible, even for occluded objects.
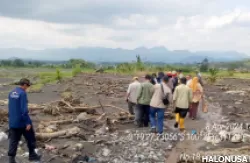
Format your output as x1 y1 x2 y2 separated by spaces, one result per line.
187 77 204 120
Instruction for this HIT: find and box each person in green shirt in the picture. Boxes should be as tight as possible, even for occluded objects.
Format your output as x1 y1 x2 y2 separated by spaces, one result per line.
135 75 154 127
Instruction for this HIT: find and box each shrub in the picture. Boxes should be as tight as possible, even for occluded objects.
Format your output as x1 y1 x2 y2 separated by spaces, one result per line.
55 68 62 81
72 64 82 77
207 68 219 84
227 70 234 77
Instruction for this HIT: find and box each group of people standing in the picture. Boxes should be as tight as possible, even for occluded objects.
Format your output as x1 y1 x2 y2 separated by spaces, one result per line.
126 70 204 134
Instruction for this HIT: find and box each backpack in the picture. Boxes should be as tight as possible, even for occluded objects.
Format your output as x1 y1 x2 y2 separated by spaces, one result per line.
160 84 169 105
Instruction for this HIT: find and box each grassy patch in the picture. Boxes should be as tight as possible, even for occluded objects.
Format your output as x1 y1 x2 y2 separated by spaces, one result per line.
38 70 73 84
28 83 44 93
202 71 250 79
61 91 72 100
72 64 82 77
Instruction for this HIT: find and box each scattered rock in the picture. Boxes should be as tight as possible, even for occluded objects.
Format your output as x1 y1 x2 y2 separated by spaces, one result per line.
230 134 243 143
102 148 111 156
235 101 242 105
75 143 84 151
0 132 7 142
225 90 245 96
77 112 91 121
242 134 250 143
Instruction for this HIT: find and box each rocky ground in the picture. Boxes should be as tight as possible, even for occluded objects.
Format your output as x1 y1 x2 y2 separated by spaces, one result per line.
0 73 250 163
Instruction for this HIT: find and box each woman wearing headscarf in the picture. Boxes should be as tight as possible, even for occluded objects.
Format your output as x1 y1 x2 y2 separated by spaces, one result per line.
187 77 203 120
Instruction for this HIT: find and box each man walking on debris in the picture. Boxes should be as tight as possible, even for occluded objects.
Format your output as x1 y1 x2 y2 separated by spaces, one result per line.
8 78 41 163
177 70 184 79
150 76 172 134
196 70 203 86
186 75 192 86
150 73 158 85
126 77 141 115
166 72 174 91
173 77 193 131
157 72 164 83
171 71 178 92
136 75 154 127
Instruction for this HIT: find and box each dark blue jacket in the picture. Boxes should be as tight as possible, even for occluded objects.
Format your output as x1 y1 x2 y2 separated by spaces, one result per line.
8 87 32 128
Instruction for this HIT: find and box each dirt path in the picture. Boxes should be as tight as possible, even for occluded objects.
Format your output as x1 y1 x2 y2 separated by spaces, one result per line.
166 101 223 162
1 74 250 163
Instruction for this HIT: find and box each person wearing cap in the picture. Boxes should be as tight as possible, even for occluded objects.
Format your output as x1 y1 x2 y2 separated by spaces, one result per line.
136 75 154 127
173 77 193 132
126 77 141 114
8 78 41 163
150 76 172 134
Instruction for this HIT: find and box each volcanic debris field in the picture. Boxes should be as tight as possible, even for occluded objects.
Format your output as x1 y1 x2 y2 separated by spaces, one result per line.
0 72 250 163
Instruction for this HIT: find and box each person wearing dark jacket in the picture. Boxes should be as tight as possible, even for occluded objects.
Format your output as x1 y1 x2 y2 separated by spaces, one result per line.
171 71 178 92
150 73 157 85
157 72 164 83
8 78 41 163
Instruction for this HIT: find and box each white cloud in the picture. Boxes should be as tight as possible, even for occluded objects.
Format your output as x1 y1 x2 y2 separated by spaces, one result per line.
113 14 159 29
0 5 250 54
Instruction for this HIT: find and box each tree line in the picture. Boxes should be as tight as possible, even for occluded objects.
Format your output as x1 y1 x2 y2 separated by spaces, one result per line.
0 59 96 69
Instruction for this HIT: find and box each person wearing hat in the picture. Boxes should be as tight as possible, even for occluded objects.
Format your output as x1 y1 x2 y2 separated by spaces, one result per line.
126 77 141 115
8 78 41 163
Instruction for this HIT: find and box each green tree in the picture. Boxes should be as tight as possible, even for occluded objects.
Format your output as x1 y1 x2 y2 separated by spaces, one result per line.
12 59 25 67
200 58 209 72
136 55 145 71
0 60 12 66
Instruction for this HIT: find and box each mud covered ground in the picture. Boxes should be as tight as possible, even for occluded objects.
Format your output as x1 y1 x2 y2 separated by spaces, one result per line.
0 73 250 163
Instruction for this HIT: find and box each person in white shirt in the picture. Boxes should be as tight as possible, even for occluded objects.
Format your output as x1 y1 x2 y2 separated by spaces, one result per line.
150 76 172 134
177 70 184 79
186 75 192 86
126 77 141 114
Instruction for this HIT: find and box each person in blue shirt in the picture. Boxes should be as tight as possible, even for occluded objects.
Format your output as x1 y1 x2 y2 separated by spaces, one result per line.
8 78 41 163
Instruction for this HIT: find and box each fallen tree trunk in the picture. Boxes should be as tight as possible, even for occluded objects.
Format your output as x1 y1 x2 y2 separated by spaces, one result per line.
61 105 130 114
228 112 250 118
36 127 80 140
41 119 74 125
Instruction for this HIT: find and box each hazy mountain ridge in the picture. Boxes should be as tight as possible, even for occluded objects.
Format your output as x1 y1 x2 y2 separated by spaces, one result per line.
0 46 248 63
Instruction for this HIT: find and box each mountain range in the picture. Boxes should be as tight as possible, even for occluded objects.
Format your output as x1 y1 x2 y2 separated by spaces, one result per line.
0 46 248 63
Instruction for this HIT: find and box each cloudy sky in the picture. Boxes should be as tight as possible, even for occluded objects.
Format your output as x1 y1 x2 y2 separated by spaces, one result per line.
0 0 250 54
